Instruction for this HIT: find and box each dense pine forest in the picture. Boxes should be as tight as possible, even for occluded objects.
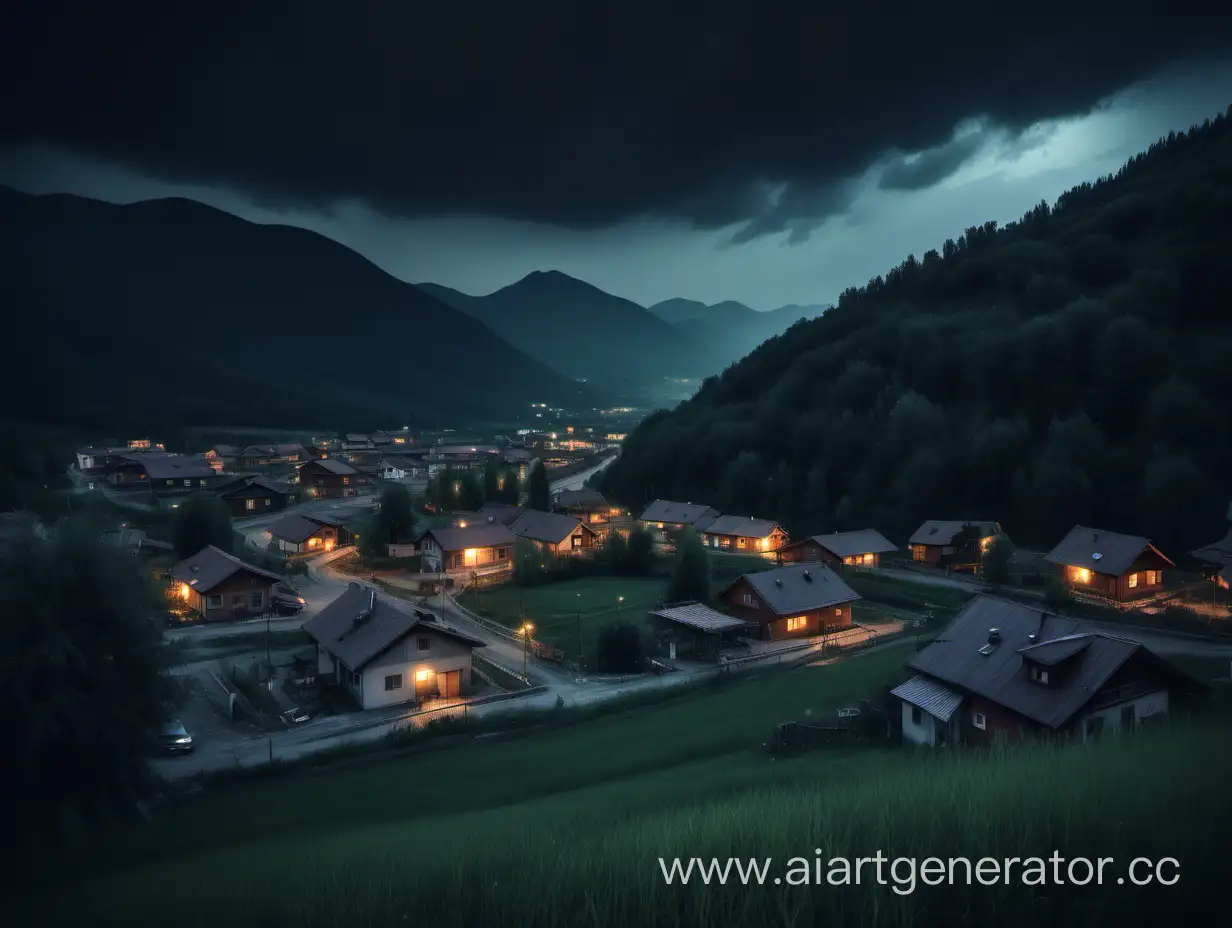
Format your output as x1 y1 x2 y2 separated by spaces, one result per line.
602 107 1232 556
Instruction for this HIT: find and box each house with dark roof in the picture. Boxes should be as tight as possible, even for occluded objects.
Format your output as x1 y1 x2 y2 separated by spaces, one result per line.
451 502 524 528
778 529 899 571
510 509 598 557
170 545 282 621
414 522 516 579
233 443 309 469
75 445 135 476
106 453 219 497
297 457 371 499
908 520 1003 569
267 512 357 555
648 602 754 661
379 455 428 481
638 499 721 545
699 514 789 557
305 582 486 709
1044 525 1174 605
203 445 240 472
553 488 622 525
1189 503 1232 585
717 563 861 640
214 475 298 517
893 595 1200 747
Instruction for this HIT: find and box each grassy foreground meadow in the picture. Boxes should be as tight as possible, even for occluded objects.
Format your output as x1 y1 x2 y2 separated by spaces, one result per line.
27 644 1230 927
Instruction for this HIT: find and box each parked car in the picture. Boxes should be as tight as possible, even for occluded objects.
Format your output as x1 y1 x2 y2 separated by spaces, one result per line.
272 581 306 615
157 720 194 755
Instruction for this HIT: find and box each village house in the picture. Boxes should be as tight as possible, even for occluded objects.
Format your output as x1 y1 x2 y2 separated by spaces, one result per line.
451 502 524 528
203 445 240 473
370 430 394 448
414 522 516 579
1044 525 1174 605
170 545 282 622
379 455 428 481
552 489 625 540
267 512 356 555
107 453 218 497
213 475 297 517
341 434 375 451
718 563 861 640
638 499 721 545
304 583 486 709
893 595 1200 747
297 458 371 499
510 509 598 557
908 520 1003 569
233 443 308 470
501 447 534 480
698 515 789 557
778 529 899 571
648 602 754 662
75 446 135 476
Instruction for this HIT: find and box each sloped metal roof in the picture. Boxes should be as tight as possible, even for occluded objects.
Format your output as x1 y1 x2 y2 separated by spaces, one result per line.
799 529 898 558
891 675 965 722
638 499 720 526
908 520 1000 546
170 545 281 592
417 522 517 552
701 514 781 538
511 509 587 545
652 602 753 633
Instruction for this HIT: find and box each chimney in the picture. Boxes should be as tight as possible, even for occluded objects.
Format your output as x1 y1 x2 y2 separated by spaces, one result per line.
988 628 1001 644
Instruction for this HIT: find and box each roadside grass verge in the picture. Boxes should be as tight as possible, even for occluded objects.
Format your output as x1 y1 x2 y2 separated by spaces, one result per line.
34 710 1230 927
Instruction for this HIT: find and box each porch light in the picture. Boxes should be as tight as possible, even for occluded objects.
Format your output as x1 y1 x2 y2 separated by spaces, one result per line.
1073 567 1091 584
415 669 433 682
179 583 191 600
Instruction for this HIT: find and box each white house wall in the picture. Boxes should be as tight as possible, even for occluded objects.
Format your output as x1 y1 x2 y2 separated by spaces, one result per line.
359 631 476 710
899 700 938 746
1080 689 1169 742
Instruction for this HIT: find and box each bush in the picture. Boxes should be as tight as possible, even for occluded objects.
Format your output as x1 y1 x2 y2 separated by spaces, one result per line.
665 528 710 603
170 493 233 558
596 620 644 672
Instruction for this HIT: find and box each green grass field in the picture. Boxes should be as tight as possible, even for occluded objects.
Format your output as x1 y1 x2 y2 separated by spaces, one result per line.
466 575 667 663
30 642 1231 927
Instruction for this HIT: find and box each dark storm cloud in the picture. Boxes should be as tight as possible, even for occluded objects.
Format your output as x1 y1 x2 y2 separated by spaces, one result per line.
3 3 1231 240
877 129 990 192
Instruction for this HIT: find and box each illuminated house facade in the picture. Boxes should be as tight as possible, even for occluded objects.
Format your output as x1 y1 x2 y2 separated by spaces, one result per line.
268 512 356 556
698 514 789 557
1044 525 1174 605
297 458 371 498
305 583 485 709
415 523 515 579
908 520 1003 569
638 499 721 546
718 563 860 641
778 529 898 571
170 545 281 622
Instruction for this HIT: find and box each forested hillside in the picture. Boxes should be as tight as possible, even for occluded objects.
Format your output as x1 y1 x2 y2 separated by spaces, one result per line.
602 107 1232 556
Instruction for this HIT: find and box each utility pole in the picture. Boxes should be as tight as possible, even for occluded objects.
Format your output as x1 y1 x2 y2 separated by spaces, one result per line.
576 592 583 671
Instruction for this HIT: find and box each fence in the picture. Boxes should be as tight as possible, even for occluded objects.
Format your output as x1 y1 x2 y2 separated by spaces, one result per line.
446 592 522 643
473 650 532 688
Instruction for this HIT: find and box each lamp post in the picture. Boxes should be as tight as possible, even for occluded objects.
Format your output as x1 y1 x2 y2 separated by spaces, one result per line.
576 593 583 671
617 595 624 623
521 622 534 678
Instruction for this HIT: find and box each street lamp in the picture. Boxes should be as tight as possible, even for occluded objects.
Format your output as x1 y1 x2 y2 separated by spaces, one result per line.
616 595 624 622
521 622 534 678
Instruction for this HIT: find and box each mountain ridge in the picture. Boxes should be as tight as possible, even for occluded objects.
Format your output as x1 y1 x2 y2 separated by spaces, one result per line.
2 187 598 431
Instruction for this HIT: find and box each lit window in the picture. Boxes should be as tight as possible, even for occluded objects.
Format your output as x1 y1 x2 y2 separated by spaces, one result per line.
972 712 987 730
785 616 807 632
246 499 257 512
834 607 843 616
1128 573 1138 588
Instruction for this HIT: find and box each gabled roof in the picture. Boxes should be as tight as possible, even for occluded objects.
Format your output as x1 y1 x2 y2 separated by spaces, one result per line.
416 522 517 552
215 475 293 498
453 503 525 528
891 675 965 722
791 529 898 558
1044 525 1174 577
510 509 590 545
638 499 719 526
206 444 240 457
300 457 358 476
651 602 753 634
344 434 370 442
554 488 608 508
304 582 485 670
124 452 215 480
1190 528 1232 567
719 563 860 615
700 514 782 538
908 520 1001 546
907 595 1193 729
268 513 332 544
170 545 280 592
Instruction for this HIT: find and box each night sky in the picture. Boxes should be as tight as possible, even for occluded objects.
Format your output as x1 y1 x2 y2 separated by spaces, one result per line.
4 4 1232 308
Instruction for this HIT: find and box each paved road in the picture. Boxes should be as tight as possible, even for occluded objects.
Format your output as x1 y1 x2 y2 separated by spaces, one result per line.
550 453 618 493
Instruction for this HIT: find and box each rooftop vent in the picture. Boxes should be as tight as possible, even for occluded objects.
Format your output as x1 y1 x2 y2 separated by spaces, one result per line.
803 569 813 582
988 628 1001 644
1027 632 1038 643
1092 552 1103 561
189 564 199 572
774 578 783 587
